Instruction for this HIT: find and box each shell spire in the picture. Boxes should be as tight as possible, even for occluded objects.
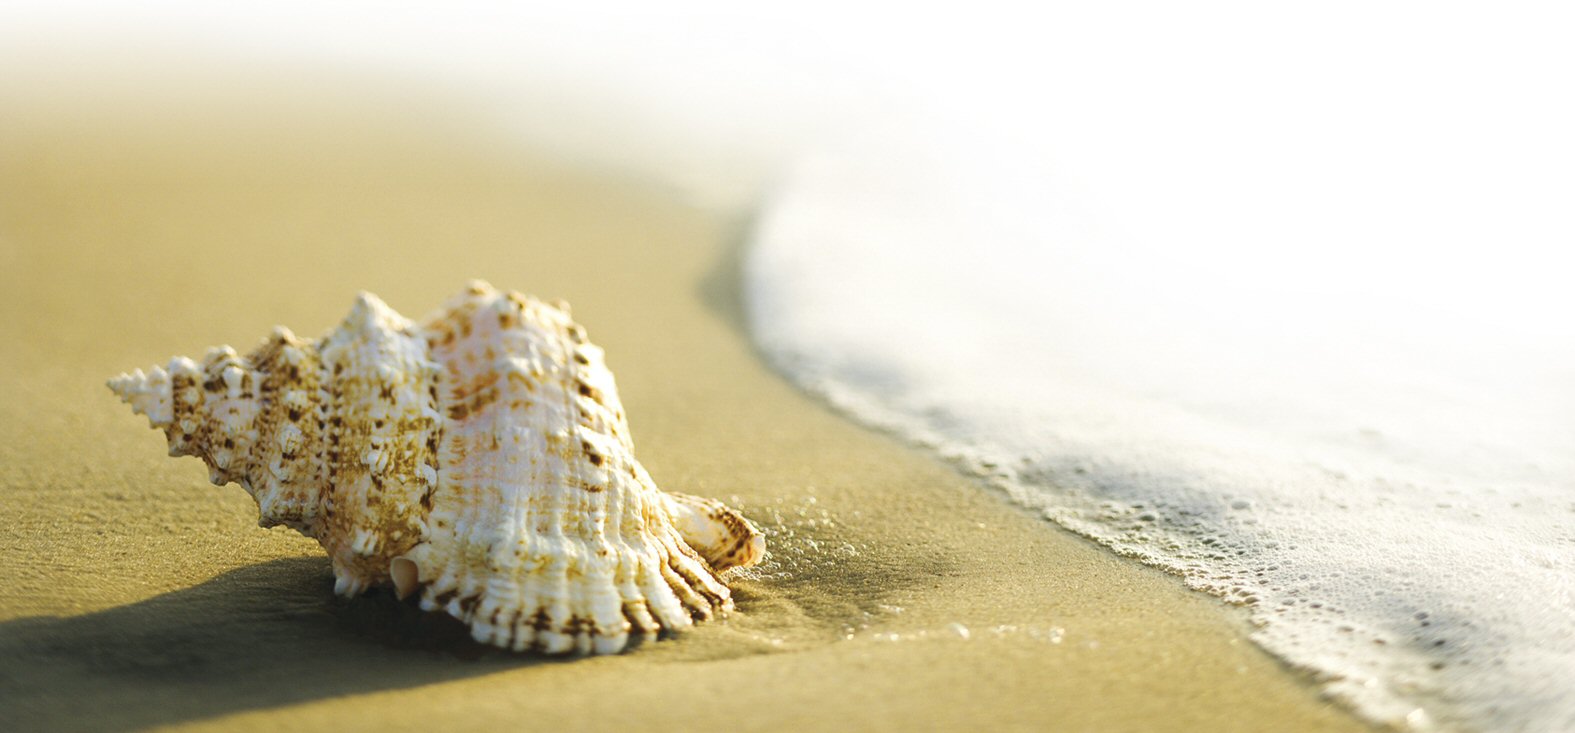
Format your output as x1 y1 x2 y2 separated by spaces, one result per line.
107 366 174 431
108 283 766 654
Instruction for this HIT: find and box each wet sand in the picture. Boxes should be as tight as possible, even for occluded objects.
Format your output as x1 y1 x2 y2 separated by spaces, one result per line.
0 72 1372 732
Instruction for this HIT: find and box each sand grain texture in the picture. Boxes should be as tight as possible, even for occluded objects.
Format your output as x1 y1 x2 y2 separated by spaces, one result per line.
0 72 1371 733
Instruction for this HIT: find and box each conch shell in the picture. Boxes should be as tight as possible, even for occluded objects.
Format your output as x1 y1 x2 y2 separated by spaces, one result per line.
108 281 765 654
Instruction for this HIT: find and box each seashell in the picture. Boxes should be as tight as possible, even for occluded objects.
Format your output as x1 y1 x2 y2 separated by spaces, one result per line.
108 281 766 654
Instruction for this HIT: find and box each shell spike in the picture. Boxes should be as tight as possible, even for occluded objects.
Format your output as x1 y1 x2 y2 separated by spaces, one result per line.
341 290 412 335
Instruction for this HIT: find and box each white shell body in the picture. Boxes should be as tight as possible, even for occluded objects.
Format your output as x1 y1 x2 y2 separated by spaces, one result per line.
109 281 765 654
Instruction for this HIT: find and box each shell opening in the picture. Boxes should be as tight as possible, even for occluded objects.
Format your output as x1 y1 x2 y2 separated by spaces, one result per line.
390 557 420 599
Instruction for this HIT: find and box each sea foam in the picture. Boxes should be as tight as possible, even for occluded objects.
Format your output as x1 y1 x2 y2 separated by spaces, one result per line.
745 119 1575 731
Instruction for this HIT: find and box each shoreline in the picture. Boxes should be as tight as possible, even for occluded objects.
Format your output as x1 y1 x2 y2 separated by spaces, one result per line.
0 74 1373 732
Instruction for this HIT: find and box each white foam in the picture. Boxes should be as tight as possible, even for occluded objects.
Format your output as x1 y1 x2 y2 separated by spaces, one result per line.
746 99 1575 733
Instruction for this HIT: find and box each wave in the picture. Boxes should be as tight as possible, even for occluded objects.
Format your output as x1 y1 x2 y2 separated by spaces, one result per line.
744 123 1575 732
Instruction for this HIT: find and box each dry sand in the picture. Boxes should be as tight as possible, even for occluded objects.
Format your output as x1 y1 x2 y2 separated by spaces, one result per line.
0 72 1372 732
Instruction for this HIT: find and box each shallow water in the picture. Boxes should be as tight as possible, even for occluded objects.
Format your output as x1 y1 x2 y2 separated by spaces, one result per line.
744 114 1575 732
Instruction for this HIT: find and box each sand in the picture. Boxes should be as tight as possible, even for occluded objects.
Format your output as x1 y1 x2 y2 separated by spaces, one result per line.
0 71 1372 732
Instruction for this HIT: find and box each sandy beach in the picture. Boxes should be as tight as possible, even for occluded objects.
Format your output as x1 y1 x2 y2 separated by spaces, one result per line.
0 73 1372 732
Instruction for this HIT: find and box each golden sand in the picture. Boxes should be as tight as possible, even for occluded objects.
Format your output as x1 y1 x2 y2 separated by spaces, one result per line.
0 73 1371 732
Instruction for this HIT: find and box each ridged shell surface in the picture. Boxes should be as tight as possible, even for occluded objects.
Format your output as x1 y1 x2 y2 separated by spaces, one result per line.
109 281 765 655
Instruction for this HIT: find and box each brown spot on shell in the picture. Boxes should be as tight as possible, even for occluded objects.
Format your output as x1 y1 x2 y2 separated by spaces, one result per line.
505 369 535 392
580 439 605 467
